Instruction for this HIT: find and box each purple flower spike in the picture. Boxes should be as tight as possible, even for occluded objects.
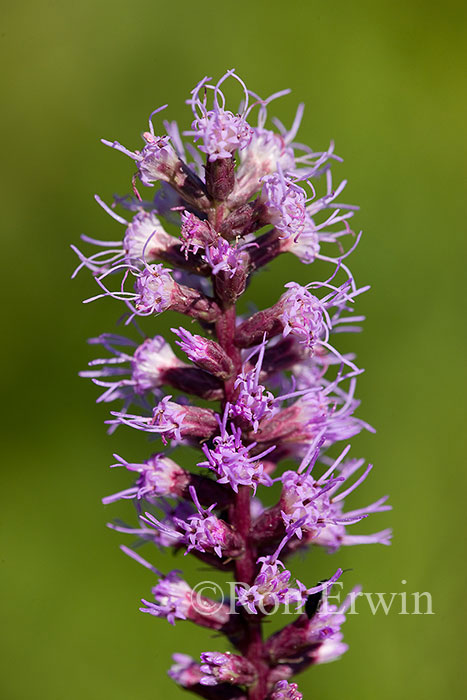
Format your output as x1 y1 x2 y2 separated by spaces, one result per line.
75 70 390 700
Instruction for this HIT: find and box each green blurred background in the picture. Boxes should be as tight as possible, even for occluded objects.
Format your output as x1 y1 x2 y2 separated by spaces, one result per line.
1 0 466 698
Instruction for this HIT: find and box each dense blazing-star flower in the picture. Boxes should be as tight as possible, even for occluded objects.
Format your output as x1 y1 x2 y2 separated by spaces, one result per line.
74 70 391 699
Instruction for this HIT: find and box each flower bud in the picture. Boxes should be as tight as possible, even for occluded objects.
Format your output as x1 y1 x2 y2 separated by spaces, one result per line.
111 395 219 445
270 681 303 700
200 652 257 687
218 201 262 239
140 571 231 630
205 157 236 201
172 327 234 379
102 453 189 505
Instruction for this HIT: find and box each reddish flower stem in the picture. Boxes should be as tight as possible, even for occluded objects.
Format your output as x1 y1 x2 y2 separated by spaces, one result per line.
216 300 268 700
215 305 242 401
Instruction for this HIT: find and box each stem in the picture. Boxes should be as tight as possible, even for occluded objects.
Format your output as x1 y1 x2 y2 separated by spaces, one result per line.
215 300 268 699
232 485 255 584
215 305 242 401
232 487 268 700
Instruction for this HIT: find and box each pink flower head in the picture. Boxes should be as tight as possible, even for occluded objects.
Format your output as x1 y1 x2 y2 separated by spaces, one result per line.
186 70 253 161
230 340 276 431
140 571 192 625
199 409 275 493
102 453 188 505
102 105 180 186
134 264 176 314
180 211 217 258
80 334 182 405
236 558 292 613
131 336 181 392
123 210 173 261
242 129 295 177
143 487 242 558
279 283 326 348
260 169 306 240
137 132 180 185
279 446 391 551
71 201 175 278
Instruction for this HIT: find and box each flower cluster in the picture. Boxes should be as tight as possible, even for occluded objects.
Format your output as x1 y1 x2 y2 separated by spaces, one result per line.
74 70 391 700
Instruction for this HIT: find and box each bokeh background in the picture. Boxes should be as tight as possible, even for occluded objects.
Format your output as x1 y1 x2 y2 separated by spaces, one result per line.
1 1 466 698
